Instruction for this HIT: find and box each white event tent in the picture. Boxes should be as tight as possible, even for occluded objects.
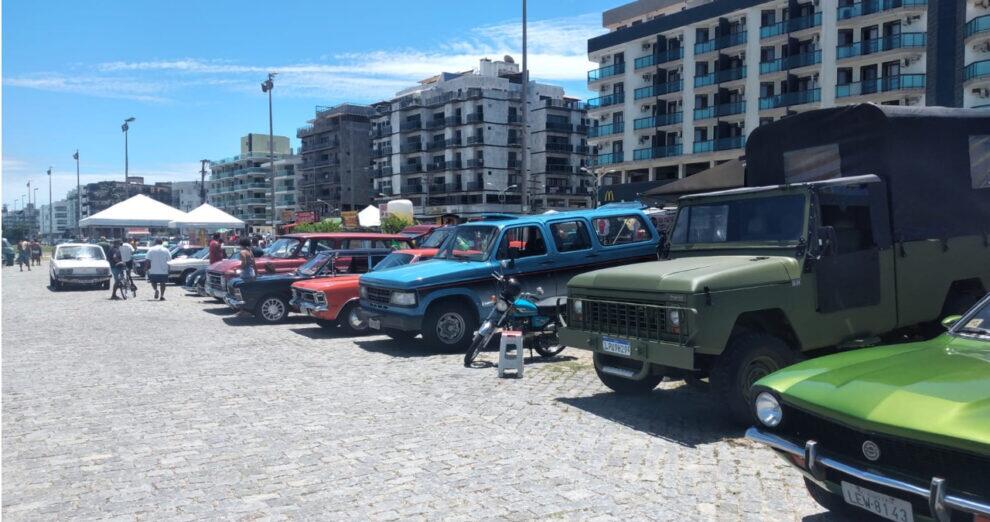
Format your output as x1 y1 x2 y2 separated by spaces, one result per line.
79 194 189 228
168 203 244 230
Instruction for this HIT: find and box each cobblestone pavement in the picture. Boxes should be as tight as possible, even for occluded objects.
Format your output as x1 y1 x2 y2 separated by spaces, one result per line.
2 266 835 520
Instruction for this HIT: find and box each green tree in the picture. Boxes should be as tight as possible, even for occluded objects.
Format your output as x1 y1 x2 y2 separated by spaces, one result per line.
293 219 342 233
380 214 413 234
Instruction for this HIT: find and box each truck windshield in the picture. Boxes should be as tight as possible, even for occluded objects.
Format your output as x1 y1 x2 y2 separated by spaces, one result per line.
670 194 806 245
263 238 300 259
373 252 415 271
437 226 498 261
298 252 332 276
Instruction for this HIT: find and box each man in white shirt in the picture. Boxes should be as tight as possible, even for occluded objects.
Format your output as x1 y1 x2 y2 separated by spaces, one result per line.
119 239 135 282
145 238 172 301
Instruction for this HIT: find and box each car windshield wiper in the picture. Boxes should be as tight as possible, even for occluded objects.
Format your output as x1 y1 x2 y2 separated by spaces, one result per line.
957 326 990 337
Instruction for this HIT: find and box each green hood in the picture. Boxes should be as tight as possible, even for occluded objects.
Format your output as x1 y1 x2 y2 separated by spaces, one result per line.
568 255 800 294
760 335 990 454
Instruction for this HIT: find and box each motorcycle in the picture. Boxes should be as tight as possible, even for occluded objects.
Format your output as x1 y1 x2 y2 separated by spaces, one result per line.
463 269 566 367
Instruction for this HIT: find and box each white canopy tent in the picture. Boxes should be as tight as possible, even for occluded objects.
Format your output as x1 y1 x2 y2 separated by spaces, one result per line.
358 205 381 227
79 194 189 228
168 203 244 229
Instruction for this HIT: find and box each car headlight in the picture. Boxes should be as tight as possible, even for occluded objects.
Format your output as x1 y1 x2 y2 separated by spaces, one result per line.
60 268 73 275
755 392 783 428
359 286 368 299
668 309 682 334
390 291 416 306
572 299 582 319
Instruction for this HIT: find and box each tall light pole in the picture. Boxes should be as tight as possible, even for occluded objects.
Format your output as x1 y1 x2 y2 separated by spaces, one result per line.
261 73 277 234
520 0 530 214
122 117 135 198
580 166 617 208
199 159 210 204
73 150 81 236
47 167 53 241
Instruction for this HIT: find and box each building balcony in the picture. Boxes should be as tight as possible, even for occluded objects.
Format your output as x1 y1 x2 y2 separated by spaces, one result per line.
423 119 444 130
466 135 485 145
465 112 484 124
372 148 391 158
592 153 621 166
965 60 990 82
370 126 392 138
235 182 269 191
400 163 423 174
399 120 422 132
837 0 926 21
546 121 574 132
759 88 821 109
425 140 446 151
693 101 746 121
465 158 484 168
632 144 683 161
238 198 269 206
760 13 822 39
546 142 574 153
372 166 393 177
694 32 747 55
760 51 822 74
836 74 926 97
837 32 926 60
588 122 624 138
445 115 461 127
587 92 625 109
426 161 447 172
446 160 463 170
546 164 575 174
695 67 747 88
966 15 990 40
400 142 423 153
692 136 744 153
588 62 625 83
633 48 684 69
634 80 683 100
403 184 424 194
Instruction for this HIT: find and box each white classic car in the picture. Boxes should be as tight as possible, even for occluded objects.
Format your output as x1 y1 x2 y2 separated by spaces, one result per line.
50 243 112 290
167 245 238 283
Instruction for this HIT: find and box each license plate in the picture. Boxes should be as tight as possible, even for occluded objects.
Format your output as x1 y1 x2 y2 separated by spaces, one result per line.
602 337 631 356
841 481 914 522
368 318 381 330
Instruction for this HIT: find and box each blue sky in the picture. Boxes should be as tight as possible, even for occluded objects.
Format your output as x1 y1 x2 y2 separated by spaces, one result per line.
3 0 621 209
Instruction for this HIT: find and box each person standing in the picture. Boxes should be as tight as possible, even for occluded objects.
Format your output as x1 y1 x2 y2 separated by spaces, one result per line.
145 238 172 301
208 233 224 264
119 238 135 291
108 240 127 300
238 238 256 281
30 239 42 266
17 240 30 271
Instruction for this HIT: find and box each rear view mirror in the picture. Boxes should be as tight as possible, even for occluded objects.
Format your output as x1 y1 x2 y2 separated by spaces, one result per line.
941 315 963 330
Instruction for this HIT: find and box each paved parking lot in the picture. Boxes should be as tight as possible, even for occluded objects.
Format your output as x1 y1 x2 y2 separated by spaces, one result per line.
2 267 833 520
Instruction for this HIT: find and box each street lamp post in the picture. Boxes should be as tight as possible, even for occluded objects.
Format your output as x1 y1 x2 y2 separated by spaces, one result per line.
261 73 277 234
73 150 81 237
520 0 530 214
580 166 617 208
199 159 210 205
122 117 135 198
47 167 53 241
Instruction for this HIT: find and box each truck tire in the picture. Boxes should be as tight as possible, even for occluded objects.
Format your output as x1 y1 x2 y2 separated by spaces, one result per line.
712 333 795 425
422 301 477 352
338 302 369 335
593 353 664 395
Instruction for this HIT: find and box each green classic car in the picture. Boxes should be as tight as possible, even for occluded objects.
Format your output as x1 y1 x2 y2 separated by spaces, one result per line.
746 294 990 522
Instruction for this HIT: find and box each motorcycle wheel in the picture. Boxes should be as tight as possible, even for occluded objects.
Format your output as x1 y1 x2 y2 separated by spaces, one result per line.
463 327 496 367
535 344 566 358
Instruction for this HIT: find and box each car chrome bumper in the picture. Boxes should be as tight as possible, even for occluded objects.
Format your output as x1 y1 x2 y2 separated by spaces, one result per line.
292 300 328 313
205 285 226 299
224 296 245 309
746 427 990 521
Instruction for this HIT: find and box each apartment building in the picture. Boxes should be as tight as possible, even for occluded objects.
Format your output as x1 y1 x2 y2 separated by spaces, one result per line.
171 180 204 212
296 104 375 215
40 199 72 239
587 0 977 190
370 57 590 217
208 133 296 229
80 178 173 216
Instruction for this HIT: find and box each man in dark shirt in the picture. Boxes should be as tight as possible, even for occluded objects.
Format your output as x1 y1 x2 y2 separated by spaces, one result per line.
108 240 126 300
97 237 111 259
208 233 224 264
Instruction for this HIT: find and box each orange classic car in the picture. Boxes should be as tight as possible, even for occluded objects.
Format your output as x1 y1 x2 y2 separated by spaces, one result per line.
290 248 437 334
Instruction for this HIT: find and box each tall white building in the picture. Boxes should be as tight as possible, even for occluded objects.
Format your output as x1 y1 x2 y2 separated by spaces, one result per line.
586 0 982 190
208 133 298 230
40 200 71 239
371 57 591 217
171 181 204 212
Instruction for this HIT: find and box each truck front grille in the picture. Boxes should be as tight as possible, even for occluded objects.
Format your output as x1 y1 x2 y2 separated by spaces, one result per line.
293 288 326 304
365 286 392 305
575 299 667 339
207 272 224 290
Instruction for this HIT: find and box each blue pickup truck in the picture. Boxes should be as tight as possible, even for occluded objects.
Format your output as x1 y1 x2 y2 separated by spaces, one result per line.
359 204 663 351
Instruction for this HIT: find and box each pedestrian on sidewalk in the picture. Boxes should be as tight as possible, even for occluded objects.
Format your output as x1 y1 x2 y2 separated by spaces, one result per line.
145 238 172 301
120 238 135 285
16 240 30 271
108 240 127 300
30 239 42 266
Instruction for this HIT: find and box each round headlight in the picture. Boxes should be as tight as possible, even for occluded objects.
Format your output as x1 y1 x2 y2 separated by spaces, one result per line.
755 392 783 428
572 299 583 315
669 310 681 326
495 299 509 312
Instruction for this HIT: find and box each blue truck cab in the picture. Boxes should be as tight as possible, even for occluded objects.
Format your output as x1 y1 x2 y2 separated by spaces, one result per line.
358 204 662 351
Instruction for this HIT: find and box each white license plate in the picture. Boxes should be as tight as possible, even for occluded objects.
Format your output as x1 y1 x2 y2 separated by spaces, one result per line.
368 318 381 330
841 481 914 522
602 337 631 356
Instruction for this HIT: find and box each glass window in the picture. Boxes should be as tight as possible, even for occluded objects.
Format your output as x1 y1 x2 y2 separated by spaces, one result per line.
969 135 990 190
373 253 414 271
299 252 333 276
345 239 373 249
265 238 300 259
57 245 105 260
671 194 806 244
593 215 652 246
550 221 592 252
439 226 498 261
497 226 547 259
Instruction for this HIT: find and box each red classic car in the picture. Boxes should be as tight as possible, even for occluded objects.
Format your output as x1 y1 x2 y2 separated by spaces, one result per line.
290 248 437 334
203 233 413 300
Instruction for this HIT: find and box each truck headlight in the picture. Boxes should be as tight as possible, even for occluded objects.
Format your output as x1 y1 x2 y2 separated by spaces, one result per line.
60 268 73 275
572 299 583 320
359 286 368 299
390 291 416 306
669 309 681 334
755 392 783 428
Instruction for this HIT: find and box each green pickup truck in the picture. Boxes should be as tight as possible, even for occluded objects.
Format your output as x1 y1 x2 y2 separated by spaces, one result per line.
559 104 990 423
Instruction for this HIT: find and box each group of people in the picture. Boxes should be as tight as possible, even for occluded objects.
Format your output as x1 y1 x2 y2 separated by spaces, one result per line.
15 239 42 271
99 237 171 301
208 232 257 280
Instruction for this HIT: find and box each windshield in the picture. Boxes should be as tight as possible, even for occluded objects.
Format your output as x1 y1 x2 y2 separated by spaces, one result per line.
57 245 105 261
298 252 332 276
420 228 452 248
373 253 415 271
191 248 209 259
438 226 498 261
670 194 806 245
953 298 990 340
263 238 300 259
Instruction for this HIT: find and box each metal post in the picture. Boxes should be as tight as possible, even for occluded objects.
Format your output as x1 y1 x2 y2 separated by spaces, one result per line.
199 159 209 204
74 150 81 236
520 0 529 214
261 73 277 234
47 167 53 241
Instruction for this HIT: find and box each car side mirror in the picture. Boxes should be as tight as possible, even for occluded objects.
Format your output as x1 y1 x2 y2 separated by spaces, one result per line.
817 226 837 256
536 286 544 296
941 315 963 330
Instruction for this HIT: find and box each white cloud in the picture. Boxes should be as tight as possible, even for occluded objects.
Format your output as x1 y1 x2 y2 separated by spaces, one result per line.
6 13 602 103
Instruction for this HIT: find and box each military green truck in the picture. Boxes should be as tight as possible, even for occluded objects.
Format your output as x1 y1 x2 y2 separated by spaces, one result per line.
559 104 990 423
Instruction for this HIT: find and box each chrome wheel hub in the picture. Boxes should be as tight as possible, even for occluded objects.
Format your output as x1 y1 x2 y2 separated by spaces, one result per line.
436 312 466 344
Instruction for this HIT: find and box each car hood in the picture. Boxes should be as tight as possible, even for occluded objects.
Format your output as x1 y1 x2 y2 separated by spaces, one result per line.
53 259 110 269
208 259 240 273
233 272 304 287
359 258 491 290
169 257 205 267
760 335 990 454
292 274 360 291
568 255 800 294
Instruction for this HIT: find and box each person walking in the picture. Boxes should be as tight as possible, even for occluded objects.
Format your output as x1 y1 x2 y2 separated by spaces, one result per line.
17 240 30 271
108 240 127 300
238 238 256 281
119 238 136 292
145 238 172 301
30 239 42 266
208 233 224 264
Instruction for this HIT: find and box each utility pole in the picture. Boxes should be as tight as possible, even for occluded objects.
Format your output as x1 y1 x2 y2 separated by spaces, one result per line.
261 73 277 234
199 159 210 204
73 150 81 236
520 0 530 214
47 167 53 241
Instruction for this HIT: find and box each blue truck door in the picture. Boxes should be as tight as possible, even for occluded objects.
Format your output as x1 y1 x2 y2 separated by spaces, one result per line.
546 218 596 299
494 224 555 296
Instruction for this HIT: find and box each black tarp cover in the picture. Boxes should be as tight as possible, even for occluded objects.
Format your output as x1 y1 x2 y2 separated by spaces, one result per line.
745 104 990 241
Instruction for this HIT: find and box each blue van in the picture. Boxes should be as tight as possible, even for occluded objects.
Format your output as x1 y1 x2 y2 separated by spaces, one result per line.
359 204 662 351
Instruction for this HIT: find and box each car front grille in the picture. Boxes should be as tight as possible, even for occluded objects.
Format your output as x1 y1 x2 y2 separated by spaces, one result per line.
207 272 224 290
573 299 667 339
780 405 990 499
293 288 326 304
365 286 392 305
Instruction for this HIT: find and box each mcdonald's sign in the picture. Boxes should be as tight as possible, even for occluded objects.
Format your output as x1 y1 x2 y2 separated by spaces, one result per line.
596 180 672 204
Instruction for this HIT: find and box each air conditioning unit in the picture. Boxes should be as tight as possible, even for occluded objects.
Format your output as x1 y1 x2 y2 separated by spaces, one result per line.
642 105 652 112
974 88 990 98
676 131 683 138
639 136 650 144
979 0 990 9
642 73 652 81
812 34 821 45
904 15 921 25
975 41 990 53
642 43 652 51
